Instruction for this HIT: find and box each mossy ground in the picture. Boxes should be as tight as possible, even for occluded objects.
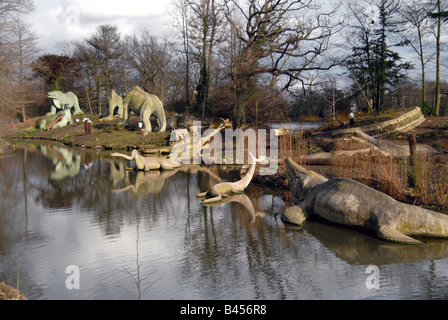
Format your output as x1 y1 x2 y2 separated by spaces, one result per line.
3 115 171 152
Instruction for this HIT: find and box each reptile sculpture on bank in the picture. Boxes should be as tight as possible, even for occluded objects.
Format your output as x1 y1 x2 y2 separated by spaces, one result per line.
121 86 166 135
111 149 181 171
283 157 448 245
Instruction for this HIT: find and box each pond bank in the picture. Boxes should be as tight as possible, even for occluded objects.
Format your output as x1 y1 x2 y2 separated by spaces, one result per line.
0 282 27 300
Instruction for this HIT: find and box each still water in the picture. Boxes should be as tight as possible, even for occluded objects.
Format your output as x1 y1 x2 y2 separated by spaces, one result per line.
1 142 448 300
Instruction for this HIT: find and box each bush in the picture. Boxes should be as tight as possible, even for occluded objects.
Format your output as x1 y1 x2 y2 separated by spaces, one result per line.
421 101 436 116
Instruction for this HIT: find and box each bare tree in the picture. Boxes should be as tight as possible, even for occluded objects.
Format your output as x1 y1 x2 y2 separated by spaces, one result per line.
188 0 224 117
0 0 38 121
398 0 435 104
427 0 448 116
224 0 341 125
320 76 345 122
125 30 178 105
85 25 122 111
0 0 34 17
169 0 195 110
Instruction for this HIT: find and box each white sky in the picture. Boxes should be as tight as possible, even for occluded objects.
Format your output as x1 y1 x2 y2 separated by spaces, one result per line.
26 0 172 53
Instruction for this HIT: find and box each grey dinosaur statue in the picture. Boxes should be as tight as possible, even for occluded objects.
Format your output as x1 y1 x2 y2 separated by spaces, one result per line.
112 149 181 171
121 86 166 135
46 91 83 116
104 89 123 118
284 157 448 244
197 152 266 204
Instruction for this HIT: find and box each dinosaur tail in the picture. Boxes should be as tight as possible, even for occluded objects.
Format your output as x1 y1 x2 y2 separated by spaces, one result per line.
399 205 448 239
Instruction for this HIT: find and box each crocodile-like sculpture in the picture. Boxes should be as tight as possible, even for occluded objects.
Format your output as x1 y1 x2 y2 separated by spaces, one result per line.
112 149 181 171
196 152 265 204
284 157 448 244
121 86 166 135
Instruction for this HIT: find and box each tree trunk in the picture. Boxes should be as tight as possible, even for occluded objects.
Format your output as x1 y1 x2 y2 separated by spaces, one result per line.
434 0 441 116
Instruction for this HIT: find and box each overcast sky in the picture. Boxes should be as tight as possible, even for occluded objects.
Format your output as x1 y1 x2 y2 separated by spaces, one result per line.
26 0 173 53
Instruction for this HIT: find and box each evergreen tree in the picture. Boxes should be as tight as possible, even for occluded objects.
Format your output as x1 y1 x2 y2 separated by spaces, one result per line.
346 0 413 112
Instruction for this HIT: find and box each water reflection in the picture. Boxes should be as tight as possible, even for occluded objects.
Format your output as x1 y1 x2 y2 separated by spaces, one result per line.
39 144 82 180
303 221 448 266
0 142 448 300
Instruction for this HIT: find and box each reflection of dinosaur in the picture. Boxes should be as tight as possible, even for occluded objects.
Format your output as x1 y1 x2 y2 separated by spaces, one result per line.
302 221 448 266
196 153 266 204
113 170 179 197
202 193 265 224
112 150 181 171
284 157 448 244
110 161 130 187
39 145 81 180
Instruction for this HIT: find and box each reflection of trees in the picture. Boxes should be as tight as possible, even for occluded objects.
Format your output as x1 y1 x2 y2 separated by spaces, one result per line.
2 144 448 299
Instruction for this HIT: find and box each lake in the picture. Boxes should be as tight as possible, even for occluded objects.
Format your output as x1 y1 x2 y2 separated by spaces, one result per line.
1 141 448 300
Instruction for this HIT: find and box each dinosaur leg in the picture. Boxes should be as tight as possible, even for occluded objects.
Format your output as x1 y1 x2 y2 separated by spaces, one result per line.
281 205 307 226
122 103 131 127
377 226 424 245
201 194 223 205
197 191 208 199
161 159 181 170
141 106 152 135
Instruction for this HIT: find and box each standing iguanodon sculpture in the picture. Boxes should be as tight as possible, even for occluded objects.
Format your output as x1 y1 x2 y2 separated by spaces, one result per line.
283 157 448 244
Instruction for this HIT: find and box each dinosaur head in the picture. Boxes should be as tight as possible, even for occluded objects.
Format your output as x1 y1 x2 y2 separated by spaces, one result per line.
284 157 328 204
47 91 60 100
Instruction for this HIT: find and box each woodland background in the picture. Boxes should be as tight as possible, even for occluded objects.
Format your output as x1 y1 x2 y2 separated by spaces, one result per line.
0 0 447 128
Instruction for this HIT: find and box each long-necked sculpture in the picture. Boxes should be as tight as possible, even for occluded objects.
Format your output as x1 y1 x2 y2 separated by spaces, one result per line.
121 86 166 135
196 152 266 204
283 157 448 244
111 149 181 171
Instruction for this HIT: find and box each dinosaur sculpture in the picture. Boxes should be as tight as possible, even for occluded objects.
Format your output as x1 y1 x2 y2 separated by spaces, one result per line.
36 107 73 130
112 123 226 172
111 149 181 171
121 86 166 135
104 89 123 118
46 91 83 116
284 157 448 244
196 152 266 204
